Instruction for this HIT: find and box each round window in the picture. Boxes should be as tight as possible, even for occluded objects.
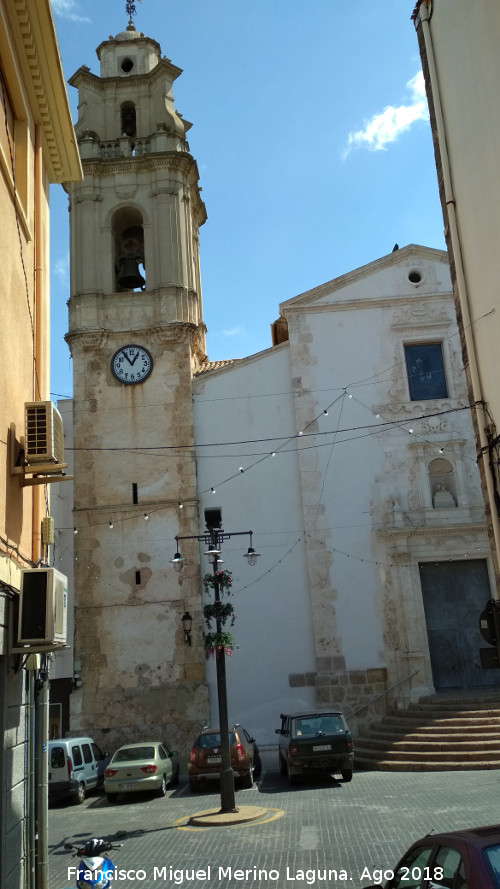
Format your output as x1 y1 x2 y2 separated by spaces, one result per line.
408 270 422 284
121 58 134 73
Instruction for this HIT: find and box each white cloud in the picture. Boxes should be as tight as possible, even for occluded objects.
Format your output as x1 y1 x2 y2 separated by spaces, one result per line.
343 71 429 159
53 254 69 282
50 0 90 24
221 326 244 338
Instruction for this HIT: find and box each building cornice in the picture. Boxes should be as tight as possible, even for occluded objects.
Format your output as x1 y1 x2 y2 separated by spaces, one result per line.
279 245 449 314
4 0 81 182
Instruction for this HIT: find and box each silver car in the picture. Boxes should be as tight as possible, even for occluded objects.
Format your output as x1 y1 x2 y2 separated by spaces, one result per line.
104 741 179 802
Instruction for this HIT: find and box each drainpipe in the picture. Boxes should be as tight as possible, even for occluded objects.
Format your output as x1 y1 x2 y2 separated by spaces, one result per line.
33 123 49 889
416 1 500 596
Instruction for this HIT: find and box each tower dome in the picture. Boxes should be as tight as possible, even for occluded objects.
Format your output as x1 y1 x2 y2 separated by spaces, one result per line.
96 21 162 77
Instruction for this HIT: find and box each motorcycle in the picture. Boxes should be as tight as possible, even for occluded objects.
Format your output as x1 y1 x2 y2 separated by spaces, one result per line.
64 837 123 889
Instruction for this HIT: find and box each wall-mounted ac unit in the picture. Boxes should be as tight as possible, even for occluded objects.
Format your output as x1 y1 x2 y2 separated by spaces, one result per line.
18 568 68 647
25 401 64 464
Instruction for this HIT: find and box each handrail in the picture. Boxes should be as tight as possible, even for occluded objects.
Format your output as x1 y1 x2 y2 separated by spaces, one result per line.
346 669 421 718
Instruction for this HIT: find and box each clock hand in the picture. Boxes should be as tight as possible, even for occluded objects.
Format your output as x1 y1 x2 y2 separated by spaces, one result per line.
123 350 139 366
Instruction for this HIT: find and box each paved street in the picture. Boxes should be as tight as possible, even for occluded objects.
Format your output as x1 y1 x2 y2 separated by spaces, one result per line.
49 751 500 889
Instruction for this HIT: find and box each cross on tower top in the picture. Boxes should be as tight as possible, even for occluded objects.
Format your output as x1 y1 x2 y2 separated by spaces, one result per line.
125 1 141 23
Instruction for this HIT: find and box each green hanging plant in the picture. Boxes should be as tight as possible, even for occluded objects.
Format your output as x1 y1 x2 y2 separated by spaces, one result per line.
203 631 234 659
203 569 233 593
203 601 235 629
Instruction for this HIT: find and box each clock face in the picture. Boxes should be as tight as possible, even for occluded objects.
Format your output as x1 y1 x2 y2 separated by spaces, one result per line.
111 345 153 384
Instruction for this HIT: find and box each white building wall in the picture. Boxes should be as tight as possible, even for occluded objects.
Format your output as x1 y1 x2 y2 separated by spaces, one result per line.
193 245 491 742
193 344 317 744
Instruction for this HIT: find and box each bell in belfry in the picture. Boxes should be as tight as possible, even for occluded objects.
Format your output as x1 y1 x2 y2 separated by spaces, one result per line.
116 224 145 290
116 255 145 290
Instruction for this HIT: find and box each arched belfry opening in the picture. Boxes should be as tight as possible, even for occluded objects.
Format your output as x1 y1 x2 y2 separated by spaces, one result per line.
113 207 146 291
121 101 136 138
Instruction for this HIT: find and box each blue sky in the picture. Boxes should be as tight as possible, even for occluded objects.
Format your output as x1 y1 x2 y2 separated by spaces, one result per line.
48 0 445 399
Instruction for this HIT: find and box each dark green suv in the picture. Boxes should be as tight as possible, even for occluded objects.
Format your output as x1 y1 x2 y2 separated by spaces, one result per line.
276 710 354 785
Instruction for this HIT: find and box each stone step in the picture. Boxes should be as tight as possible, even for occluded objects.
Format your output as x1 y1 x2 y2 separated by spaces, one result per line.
355 692 500 771
355 736 500 752
372 710 500 727
354 757 500 772
363 723 499 736
355 746 500 763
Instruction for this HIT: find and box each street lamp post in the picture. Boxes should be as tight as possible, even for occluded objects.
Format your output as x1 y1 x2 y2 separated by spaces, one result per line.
171 509 260 814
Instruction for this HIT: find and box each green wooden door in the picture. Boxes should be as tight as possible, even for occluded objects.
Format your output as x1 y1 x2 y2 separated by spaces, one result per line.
419 560 496 689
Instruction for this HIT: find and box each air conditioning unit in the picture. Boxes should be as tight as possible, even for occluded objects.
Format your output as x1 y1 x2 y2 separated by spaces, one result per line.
18 568 68 647
24 401 64 464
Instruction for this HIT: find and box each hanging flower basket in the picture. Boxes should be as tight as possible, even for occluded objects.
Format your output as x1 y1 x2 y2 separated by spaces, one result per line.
203 569 233 593
203 631 234 659
203 601 235 629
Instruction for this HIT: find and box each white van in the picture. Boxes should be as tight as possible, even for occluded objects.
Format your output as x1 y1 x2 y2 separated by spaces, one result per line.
48 737 109 804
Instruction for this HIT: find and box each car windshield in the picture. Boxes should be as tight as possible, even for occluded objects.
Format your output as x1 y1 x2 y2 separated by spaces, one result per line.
294 715 343 736
484 844 500 887
113 746 155 762
198 732 236 749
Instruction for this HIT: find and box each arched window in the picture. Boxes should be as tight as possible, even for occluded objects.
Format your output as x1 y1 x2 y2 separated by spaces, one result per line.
112 207 145 292
428 457 457 508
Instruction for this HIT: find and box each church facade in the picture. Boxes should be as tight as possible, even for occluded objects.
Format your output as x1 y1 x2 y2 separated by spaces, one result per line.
55 17 495 754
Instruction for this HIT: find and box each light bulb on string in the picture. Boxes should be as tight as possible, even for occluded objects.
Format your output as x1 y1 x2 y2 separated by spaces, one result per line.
144 513 149 521
109 521 114 529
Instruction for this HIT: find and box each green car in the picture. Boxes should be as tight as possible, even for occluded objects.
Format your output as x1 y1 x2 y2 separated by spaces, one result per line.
275 710 354 785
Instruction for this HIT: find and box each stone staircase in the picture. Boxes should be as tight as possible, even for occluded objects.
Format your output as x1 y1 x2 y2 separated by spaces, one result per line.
355 691 500 771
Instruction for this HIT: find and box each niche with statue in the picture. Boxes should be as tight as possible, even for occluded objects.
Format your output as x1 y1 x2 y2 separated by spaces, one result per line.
428 457 457 508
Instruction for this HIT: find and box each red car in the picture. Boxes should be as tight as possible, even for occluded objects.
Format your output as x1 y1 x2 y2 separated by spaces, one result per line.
363 824 500 888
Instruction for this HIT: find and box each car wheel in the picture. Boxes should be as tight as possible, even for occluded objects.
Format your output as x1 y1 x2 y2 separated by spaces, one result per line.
73 782 85 805
106 793 118 804
253 754 262 780
341 768 353 783
241 763 254 789
188 778 199 793
287 762 298 786
156 775 167 797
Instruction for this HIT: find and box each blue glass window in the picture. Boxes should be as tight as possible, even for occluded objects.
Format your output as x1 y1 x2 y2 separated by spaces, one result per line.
404 343 448 401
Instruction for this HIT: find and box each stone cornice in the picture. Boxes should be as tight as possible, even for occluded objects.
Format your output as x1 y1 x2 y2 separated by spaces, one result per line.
69 56 183 90
5 0 81 182
379 523 487 540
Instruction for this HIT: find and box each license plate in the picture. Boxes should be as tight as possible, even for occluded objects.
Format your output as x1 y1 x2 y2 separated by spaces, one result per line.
120 783 138 790
312 745 331 752
207 756 221 763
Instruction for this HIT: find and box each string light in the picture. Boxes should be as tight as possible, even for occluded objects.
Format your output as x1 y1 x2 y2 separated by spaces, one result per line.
109 521 114 529
144 513 149 520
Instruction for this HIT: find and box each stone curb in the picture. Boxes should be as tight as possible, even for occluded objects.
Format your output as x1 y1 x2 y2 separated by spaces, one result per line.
188 805 268 826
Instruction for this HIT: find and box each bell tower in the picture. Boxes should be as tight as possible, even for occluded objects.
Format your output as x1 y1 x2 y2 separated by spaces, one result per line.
65 14 209 749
